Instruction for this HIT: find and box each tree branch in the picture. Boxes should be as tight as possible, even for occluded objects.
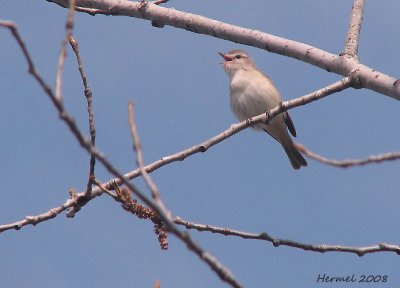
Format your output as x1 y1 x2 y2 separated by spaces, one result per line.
115 77 354 184
341 0 365 58
55 0 75 101
174 217 400 257
0 201 71 233
128 101 167 212
297 144 400 168
46 0 400 100
69 35 97 196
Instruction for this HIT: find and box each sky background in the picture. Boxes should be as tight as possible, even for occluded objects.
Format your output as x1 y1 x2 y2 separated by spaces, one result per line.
1 1 400 287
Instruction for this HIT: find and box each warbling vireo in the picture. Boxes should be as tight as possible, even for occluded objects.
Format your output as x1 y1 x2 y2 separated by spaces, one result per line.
219 49 307 169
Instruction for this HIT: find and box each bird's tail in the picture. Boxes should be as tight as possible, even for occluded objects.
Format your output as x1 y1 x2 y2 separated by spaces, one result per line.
282 141 307 170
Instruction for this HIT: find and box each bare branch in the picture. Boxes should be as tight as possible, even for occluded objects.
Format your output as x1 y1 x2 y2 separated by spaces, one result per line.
0 21 35 69
341 0 365 58
0 203 69 233
93 178 117 199
55 0 76 101
174 217 400 257
46 0 400 100
297 144 400 168
0 21 63 114
128 102 166 210
0 182 108 233
69 35 97 195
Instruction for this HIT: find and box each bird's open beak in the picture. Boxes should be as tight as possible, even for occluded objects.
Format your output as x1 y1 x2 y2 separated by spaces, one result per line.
218 52 233 61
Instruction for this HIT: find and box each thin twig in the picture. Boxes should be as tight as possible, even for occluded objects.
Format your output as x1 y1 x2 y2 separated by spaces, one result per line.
341 0 365 58
296 143 400 168
55 0 76 101
174 217 400 257
93 178 118 199
69 35 97 196
0 202 71 233
128 102 166 210
0 21 55 102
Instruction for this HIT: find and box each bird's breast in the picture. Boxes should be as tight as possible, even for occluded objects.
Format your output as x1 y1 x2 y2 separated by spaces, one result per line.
229 69 281 120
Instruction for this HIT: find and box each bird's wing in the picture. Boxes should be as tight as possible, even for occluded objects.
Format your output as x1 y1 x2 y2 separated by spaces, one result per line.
284 111 297 137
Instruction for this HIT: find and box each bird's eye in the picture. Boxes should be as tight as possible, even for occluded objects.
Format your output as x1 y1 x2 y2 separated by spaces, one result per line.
235 55 241 59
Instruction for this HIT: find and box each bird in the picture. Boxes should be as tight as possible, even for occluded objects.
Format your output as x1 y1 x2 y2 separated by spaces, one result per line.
218 49 307 169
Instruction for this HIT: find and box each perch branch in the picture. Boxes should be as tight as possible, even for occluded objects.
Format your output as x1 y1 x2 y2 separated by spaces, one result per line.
117 76 354 184
46 0 400 100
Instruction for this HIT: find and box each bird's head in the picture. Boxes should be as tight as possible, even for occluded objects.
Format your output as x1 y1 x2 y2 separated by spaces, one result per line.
218 50 256 76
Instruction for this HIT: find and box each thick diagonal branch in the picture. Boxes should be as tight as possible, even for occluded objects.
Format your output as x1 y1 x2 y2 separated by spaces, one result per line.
47 0 400 100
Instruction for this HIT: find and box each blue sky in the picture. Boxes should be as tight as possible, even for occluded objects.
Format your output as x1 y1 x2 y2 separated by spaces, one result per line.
1 1 400 287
